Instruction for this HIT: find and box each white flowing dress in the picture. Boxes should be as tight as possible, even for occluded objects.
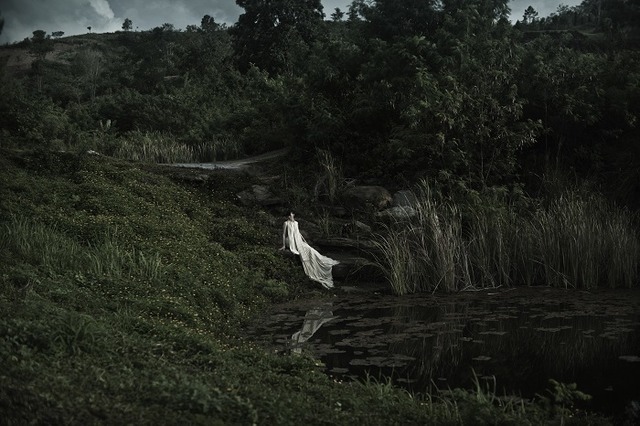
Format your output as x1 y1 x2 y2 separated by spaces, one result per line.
284 220 339 289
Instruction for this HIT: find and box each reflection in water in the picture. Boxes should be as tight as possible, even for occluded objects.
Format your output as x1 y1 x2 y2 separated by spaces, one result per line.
385 301 640 403
291 303 335 353
386 303 468 385
247 288 640 417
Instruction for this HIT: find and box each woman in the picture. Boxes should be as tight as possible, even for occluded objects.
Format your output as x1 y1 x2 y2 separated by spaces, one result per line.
279 212 339 289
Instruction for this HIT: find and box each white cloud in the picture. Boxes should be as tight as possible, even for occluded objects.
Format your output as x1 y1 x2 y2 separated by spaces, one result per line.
88 0 115 20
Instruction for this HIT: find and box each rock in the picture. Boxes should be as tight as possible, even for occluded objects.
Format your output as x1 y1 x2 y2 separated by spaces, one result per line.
315 237 377 251
237 184 281 206
341 220 372 237
375 206 417 221
328 206 348 217
393 190 418 208
170 170 210 184
341 185 392 211
329 254 384 281
185 173 210 184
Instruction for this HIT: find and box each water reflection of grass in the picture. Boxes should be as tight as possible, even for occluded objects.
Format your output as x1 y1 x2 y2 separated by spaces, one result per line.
387 303 469 387
379 299 639 399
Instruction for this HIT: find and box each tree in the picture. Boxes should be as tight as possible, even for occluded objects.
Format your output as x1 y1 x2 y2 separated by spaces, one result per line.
51 31 64 38
74 48 104 102
122 18 132 31
87 26 92 33
347 0 369 22
230 0 325 74
32 29 46 41
157 23 174 32
523 6 538 25
176 14 232 74
29 30 53 60
201 14 219 32
331 8 345 21
27 30 54 93
364 0 441 40
324 0 539 188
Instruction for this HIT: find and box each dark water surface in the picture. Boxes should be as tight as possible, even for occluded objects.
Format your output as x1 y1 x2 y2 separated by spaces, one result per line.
245 287 640 417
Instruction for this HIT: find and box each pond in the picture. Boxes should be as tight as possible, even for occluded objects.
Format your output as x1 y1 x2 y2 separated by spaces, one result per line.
245 287 640 419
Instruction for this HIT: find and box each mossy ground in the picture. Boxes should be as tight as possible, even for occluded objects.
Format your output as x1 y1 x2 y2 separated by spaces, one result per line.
0 149 611 425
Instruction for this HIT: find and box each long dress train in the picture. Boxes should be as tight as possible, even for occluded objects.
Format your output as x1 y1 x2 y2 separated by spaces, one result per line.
284 220 339 289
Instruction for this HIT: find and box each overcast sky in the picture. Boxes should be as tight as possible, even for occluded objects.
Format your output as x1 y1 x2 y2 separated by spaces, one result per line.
0 0 583 45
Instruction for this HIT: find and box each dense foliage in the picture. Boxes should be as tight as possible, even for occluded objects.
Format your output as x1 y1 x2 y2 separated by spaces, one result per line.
0 0 638 204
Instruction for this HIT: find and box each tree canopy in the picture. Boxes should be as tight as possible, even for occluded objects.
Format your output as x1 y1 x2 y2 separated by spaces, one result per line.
1 0 638 205
230 0 325 73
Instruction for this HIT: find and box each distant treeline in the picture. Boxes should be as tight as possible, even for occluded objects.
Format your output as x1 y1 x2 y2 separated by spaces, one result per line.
1 0 639 206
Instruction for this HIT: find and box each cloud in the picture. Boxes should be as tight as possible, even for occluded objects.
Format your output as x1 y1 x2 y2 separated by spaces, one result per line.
0 0 121 43
89 0 115 20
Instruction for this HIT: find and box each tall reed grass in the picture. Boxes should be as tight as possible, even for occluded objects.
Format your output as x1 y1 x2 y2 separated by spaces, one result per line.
373 183 640 295
314 148 343 203
1 217 163 281
373 183 468 295
102 130 242 164
533 193 639 289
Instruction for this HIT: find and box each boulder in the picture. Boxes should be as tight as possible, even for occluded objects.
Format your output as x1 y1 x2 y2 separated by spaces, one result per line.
341 185 392 211
237 185 281 206
331 255 382 281
341 220 372 237
392 190 418 208
375 205 417 221
314 237 377 251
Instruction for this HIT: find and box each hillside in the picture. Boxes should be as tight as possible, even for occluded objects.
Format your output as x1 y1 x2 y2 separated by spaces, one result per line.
0 148 366 423
0 34 111 75
2 148 614 424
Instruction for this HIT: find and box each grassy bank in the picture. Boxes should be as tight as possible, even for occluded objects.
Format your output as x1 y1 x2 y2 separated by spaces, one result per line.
0 149 611 424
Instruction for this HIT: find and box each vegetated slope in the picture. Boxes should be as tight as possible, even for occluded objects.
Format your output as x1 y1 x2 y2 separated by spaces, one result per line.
0 149 426 424
0 148 327 424
0 149 609 425
0 34 112 75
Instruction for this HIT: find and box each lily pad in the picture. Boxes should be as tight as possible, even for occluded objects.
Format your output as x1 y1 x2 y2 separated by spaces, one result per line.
479 331 507 336
619 355 640 362
472 356 492 361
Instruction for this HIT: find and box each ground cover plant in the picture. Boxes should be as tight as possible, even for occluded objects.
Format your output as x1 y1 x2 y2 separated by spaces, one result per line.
0 149 613 424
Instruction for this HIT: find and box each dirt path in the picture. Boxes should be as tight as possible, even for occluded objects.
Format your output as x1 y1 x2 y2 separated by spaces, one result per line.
170 148 288 171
